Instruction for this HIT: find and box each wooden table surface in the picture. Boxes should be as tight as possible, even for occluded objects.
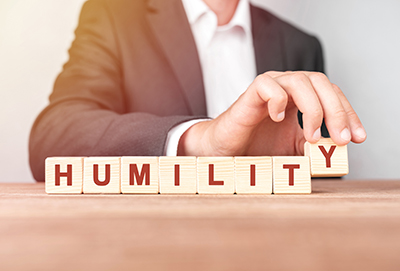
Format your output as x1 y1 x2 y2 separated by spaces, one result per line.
1 180 400 271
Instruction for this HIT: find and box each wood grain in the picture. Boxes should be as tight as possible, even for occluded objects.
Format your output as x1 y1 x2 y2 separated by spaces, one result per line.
121 156 159 194
159 156 197 194
83 157 121 194
0 180 400 271
234 156 272 194
197 157 235 194
273 156 311 194
304 138 349 177
45 157 84 194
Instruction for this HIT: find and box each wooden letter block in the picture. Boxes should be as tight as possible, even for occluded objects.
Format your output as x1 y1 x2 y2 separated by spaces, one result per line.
121 157 158 194
273 157 311 194
83 157 121 194
304 138 349 177
159 156 197 194
235 156 272 194
45 157 84 194
197 157 234 194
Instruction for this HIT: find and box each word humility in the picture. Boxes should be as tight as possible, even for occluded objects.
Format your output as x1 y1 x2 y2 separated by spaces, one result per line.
45 139 348 195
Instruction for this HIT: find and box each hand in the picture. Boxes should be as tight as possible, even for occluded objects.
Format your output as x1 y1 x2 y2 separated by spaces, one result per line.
178 71 367 156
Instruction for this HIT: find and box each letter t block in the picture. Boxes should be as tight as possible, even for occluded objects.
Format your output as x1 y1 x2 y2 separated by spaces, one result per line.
304 138 349 177
273 157 311 194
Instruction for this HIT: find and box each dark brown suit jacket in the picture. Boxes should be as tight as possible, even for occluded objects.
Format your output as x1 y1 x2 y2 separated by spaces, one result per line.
29 0 324 181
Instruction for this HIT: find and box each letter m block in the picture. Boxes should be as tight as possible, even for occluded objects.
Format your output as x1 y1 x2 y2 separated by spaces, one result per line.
304 138 349 177
45 157 84 194
121 157 159 194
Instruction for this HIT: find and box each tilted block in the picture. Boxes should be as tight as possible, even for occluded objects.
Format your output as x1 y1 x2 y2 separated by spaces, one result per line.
197 157 234 194
273 157 311 194
45 157 84 194
121 157 159 194
83 157 121 194
234 156 272 194
159 156 197 194
304 138 348 177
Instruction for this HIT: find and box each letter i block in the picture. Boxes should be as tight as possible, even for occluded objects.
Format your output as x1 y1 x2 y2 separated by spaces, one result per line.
45 157 84 194
235 157 272 194
197 157 234 194
304 138 349 177
159 157 197 194
273 157 311 194
83 157 121 194
121 157 159 194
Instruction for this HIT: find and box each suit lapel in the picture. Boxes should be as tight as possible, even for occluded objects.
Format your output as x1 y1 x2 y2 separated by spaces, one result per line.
146 0 207 116
251 5 285 74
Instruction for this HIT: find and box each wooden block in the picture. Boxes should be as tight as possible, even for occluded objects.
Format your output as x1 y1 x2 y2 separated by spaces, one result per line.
83 157 121 194
121 157 159 194
45 157 84 194
235 156 272 194
273 157 311 194
159 156 197 194
304 138 349 177
197 157 234 194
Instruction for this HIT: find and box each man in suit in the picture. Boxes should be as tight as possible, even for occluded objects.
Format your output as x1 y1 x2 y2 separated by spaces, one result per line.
29 0 366 181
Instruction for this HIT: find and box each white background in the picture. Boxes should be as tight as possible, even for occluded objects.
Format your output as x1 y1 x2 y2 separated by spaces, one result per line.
0 0 399 182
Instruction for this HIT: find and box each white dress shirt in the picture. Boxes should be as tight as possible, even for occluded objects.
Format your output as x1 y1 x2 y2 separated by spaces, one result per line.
165 0 257 155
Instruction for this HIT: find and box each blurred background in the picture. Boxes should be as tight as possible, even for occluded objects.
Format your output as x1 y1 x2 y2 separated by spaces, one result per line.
0 0 399 182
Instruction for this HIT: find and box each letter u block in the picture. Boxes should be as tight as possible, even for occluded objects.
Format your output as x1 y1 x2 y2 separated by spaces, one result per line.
159 157 197 194
121 157 159 194
45 157 84 194
304 138 349 177
197 157 234 194
83 157 121 194
273 157 311 194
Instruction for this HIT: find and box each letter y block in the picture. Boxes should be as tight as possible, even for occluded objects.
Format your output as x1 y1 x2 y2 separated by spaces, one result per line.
304 138 349 177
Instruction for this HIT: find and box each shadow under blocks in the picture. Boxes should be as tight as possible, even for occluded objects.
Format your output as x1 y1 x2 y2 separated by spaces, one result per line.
45 138 348 195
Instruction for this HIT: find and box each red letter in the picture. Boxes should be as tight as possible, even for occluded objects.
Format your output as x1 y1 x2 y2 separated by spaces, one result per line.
318 145 336 168
283 164 300 186
250 164 256 186
130 164 150 185
93 164 110 186
174 164 180 186
209 164 224 185
55 164 72 186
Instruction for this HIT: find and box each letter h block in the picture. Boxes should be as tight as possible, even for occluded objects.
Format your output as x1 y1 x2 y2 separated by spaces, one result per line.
45 157 84 194
83 157 121 194
273 157 311 194
121 157 159 194
304 138 349 177
197 157 234 194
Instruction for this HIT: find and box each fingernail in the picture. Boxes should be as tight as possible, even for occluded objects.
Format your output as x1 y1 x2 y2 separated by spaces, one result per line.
340 128 351 142
355 127 367 140
277 111 285 121
313 128 321 141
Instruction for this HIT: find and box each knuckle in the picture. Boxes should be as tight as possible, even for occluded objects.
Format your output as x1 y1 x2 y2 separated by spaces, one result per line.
310 72 328 82
290 73 309 86
332 107 347 118
347 110 359 121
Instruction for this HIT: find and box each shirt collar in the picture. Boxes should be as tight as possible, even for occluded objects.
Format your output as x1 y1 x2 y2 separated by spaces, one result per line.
182 0 252 35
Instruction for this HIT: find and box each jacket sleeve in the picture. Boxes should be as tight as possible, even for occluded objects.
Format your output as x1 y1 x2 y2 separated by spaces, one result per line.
29 0 200 181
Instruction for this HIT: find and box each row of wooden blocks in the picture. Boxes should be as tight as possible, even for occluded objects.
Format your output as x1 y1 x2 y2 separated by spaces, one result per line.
45 139 348 195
